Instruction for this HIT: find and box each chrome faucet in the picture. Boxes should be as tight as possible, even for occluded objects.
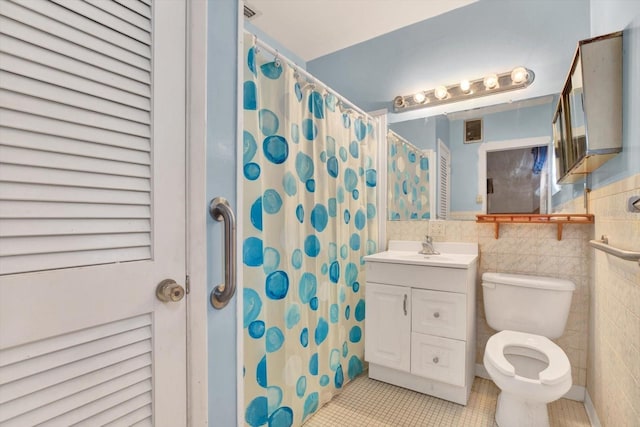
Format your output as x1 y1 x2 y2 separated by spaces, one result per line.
420 235 440 255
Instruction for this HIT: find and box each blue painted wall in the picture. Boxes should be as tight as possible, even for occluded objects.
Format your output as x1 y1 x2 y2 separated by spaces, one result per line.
389 117 437 150
449 102 554 212
207 1 238 425
436 116 450 149
307 0 590 120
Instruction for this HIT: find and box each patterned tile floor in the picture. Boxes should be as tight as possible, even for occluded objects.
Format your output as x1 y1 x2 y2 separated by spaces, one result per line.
304 375 591 426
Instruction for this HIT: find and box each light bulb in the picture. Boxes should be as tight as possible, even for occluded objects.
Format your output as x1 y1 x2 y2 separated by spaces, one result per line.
460 80 471 92
393 96 405 108
511 67 528 84
434 85 448 100
413 92 427 104
483 74 498 89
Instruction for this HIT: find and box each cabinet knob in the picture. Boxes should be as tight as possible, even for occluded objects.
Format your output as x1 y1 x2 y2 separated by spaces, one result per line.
433 312 440 318
433 356 439 364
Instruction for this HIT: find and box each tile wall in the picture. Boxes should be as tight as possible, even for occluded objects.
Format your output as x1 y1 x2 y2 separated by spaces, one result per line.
386 219 593 388
587 174 640 424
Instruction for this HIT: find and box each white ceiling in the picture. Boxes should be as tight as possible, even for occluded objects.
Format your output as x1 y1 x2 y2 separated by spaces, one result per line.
246 0 478 61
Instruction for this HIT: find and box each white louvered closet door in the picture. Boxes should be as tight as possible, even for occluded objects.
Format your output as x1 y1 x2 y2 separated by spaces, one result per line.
437 139 450 220
0 0 188 425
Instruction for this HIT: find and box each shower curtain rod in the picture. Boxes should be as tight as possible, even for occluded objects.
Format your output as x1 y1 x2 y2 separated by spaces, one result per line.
388 129 423 153
246 31 375 122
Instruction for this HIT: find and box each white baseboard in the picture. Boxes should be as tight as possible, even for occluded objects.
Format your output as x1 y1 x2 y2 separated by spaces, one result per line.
584 390 602 427
474 364 585 402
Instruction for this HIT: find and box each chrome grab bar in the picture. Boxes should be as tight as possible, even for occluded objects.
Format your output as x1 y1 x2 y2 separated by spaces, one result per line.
209 197 237 309
589 235 640 266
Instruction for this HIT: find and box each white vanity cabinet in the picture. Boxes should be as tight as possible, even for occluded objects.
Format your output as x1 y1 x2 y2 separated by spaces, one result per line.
364 241 478 405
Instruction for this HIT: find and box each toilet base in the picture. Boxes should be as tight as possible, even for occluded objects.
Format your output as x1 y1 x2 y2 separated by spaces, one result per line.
495 391 549 427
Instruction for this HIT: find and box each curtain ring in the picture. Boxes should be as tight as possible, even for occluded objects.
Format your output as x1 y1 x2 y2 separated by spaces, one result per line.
274 51 282 68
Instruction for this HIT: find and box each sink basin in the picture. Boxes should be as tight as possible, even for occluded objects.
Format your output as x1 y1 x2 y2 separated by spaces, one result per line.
364 240 478 269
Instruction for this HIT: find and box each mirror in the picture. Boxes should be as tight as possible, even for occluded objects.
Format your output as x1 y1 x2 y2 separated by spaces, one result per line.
388 96 587 220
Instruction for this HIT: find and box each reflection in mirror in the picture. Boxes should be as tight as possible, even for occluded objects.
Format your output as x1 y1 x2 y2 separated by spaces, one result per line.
486 146 548 214
387 131 433 220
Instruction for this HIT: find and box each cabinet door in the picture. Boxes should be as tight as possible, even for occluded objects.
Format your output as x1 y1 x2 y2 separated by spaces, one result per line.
364 282 411 372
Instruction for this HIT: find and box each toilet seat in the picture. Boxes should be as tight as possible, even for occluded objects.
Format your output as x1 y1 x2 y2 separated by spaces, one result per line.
485 330 571 386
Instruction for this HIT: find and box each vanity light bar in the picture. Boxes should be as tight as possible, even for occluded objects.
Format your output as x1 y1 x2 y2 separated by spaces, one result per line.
393 67 535 113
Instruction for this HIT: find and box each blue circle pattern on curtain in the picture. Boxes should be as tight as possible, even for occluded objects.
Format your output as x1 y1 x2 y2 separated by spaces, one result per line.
387 137 431 220
242 34 378 427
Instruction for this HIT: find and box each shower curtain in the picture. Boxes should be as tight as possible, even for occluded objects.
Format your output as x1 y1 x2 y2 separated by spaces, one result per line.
242 34 379 427
387 132 431 220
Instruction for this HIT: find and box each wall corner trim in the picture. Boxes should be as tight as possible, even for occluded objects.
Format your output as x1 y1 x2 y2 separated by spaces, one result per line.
584 390 602 427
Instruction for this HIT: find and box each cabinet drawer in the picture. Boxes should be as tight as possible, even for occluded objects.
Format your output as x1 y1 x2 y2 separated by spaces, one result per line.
412 289 466 340
365 262 468 293
411 333 466 386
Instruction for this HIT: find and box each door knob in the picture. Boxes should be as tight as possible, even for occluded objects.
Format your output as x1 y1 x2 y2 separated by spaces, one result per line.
156 279 185 302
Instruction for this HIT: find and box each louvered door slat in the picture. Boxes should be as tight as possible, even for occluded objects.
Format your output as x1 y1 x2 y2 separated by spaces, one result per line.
0 146 150 177
0 127 151 165
1 72 150 124
0 201 150 219
0 313 153 424
0 314 151 365
0 164 151 192
0 218 150 238
58 390 152 427
2 1 150 70
0 37 149 98
0 90 150 137
131 417 153 427
0 247 151 275
0 327 152 383
0 110 150 151
49 0 150 44
113 0 150 20
4 380 152 426
0 344 151 402
0 366 151 422
10 0 150 59
84 0 150 31
78 391 152 426
0 53 151 109
1 232 151 257
0 17 150 84
1 183 150 205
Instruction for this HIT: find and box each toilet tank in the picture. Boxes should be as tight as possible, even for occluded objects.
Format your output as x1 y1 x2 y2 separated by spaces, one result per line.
482 273 575 339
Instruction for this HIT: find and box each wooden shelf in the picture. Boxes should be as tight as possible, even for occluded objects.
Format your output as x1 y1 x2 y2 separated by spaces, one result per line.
476 214 595 240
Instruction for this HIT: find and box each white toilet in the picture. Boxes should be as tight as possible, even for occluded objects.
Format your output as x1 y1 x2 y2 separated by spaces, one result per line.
482 272 575 427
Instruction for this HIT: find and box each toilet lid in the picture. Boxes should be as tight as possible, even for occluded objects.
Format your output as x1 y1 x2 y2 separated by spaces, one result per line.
485 330 571 385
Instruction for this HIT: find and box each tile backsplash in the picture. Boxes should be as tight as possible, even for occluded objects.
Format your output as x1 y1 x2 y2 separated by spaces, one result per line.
386 219 592 387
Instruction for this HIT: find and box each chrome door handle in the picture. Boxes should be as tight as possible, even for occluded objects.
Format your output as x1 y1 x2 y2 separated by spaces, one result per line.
209 197 236 309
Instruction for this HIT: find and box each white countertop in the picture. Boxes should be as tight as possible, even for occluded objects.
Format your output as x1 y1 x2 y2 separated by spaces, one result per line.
364 240 478 269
